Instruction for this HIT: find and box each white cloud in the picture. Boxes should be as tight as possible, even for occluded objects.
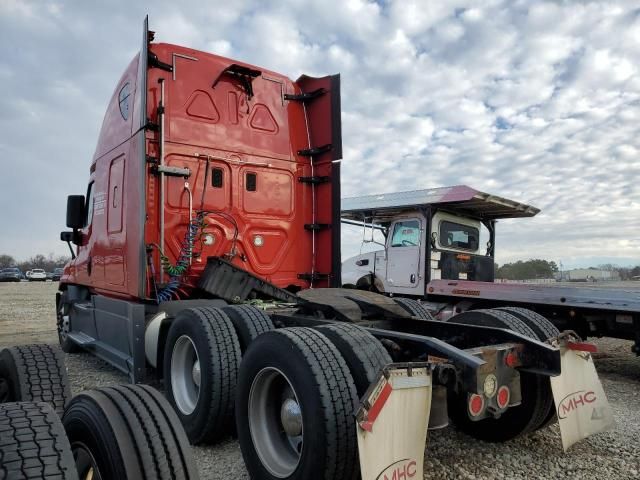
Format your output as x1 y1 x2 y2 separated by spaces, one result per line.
0 0 35 17
0 0 638 269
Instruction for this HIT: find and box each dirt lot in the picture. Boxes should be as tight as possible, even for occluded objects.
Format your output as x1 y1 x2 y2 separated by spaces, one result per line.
1 281 639 479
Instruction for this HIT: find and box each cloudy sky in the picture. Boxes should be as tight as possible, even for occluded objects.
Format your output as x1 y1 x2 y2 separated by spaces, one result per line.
0 0 638 268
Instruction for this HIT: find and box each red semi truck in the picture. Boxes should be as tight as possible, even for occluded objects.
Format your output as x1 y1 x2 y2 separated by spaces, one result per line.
57 17 611 479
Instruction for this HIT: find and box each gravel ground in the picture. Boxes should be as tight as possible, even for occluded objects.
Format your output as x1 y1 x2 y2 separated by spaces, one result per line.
1 281 639 479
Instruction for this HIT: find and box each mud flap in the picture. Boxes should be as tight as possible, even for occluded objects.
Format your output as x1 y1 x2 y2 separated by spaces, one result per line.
550 343 614 451
355 365 432 480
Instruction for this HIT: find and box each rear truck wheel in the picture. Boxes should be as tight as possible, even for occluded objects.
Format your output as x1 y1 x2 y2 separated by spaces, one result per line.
221 304 275 352
355 275 383 293
497 306 560 430
163 307 241 444
0 402 78 480
62 384 199 480
0 344 72 416
446 309 554 442
236 328 360 480
393 297 435 320
314 322 392 396
57 295 80 353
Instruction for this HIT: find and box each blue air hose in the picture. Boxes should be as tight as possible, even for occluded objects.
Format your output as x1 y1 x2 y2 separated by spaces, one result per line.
156 212 207 302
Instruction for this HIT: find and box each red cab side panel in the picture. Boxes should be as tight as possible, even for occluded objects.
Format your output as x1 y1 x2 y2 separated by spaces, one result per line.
64 55 146 300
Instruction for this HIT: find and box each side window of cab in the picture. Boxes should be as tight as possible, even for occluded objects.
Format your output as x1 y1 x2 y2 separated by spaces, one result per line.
390 219 421 247
439 221 479 251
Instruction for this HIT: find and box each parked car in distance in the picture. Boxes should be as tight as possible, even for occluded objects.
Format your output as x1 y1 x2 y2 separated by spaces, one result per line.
52 267 64 281
0 268 23 282
27 269 47 281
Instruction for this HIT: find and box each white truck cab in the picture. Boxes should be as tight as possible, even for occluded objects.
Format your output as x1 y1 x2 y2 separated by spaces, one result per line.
341 185 538 296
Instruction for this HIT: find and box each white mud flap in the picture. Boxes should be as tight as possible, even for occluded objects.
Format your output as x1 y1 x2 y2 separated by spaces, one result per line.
550 340 614 452
355 365 432 480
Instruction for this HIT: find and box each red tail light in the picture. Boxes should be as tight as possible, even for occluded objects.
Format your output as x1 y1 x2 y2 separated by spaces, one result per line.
504 350 519 368
497 386 510 409
468 394 485 417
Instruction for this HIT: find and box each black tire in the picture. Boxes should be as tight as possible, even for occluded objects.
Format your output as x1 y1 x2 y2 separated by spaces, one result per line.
446 309 553 442
449 309 538 337
236 328 359 480
0 402 78 480
0 344 71 416
221 304 275 352
62 385 199 480
315 322 392 396
496 307 560 341
497 307 560 430
163 307 241 444
393 297 435 320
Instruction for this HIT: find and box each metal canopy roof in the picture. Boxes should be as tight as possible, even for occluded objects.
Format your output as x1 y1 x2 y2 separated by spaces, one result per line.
341 185 540 223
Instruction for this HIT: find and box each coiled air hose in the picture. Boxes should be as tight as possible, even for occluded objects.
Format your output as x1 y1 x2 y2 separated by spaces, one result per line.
155 211 208 302
153 153 242 303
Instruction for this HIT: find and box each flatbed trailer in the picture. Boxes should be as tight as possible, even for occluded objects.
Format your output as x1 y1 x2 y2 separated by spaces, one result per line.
54 17 613 479
341 185 640 354
428 279 640 350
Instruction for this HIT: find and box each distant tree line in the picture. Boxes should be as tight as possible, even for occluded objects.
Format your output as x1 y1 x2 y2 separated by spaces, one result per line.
495 259 558 280
0 253 70 272
495 259 640 280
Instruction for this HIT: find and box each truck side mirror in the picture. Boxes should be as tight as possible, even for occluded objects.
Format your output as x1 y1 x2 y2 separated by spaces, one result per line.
66 195 85 229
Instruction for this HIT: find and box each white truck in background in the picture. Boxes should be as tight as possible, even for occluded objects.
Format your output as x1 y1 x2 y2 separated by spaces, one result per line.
341 185 640 354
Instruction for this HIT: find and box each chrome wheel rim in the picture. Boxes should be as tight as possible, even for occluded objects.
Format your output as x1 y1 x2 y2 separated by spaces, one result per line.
171 335 200 415
57 303 70 342
60 315 70 341
248 367 303 478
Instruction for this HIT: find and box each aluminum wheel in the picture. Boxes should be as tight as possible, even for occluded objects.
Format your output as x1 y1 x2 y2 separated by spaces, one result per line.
57 302 70 342
248 367 303 478
171 335 201 415
72 441 103 480
59 314 71 342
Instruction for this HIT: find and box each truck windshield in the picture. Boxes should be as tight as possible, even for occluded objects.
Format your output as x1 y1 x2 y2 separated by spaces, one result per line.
390 219 420 247
439 221 479 251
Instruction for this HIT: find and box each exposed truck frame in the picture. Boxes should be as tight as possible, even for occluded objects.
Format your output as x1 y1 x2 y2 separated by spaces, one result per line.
56 17 610 479
341 185 640 354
